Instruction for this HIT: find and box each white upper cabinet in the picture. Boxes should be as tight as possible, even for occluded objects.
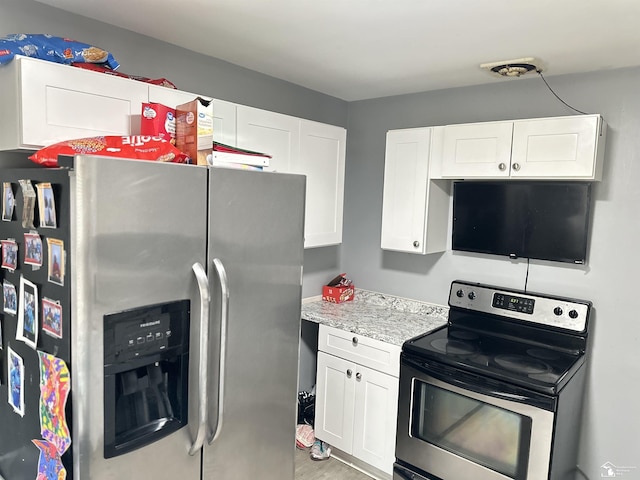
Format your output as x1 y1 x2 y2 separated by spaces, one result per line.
434 114 606 180
440 121 514 178
298 120 346 248
510 115 605 179
381 127 450 254
236 106 346 248
0 56 148 150
148 85 203 107
0 57 347 249
148 86 236 146
211 100 237 147
236 105 300 173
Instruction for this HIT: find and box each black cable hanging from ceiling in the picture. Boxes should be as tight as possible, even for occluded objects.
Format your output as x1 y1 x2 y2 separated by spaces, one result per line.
536 69 589 115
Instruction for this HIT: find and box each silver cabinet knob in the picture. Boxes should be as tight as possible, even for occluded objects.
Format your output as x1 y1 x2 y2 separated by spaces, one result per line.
498 162 507 171
413 240 420 248
512 162 521 171
346 369 352 378
352 337 358 346
355 372 362 381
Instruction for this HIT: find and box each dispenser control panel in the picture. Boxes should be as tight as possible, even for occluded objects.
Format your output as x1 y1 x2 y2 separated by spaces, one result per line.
104 300 189 365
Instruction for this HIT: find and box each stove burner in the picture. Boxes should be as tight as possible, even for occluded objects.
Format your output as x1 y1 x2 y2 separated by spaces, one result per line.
430 338 476 355
494 354 550 374
449 330 479 341
526 348 561 361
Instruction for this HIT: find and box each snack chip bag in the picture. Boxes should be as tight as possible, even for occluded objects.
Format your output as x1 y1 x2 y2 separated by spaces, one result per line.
71 63 177 89
0 34 119 69
29 136 190 167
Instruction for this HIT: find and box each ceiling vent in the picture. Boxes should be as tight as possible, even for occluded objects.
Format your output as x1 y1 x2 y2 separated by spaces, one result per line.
480 57 543 78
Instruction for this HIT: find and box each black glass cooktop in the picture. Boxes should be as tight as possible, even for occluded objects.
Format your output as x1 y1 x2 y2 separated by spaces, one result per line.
403 324 586 395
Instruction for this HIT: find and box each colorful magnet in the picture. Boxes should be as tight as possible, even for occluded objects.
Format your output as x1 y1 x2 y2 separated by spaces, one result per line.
32 439 67 480
24 231 43 268
8 346 24 416
1 239 18 271
17 275 39 349
42 298 63 339
36 183 57 229
19 179 36 229
38 351 71 456
2 182 15 222
3 280 17 315
46 239 65 286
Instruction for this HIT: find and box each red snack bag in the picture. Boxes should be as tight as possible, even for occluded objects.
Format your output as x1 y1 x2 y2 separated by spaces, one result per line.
29 135 190 167
71 63 177 89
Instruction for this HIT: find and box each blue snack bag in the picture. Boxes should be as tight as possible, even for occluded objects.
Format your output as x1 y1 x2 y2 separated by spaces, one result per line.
0 34 119 69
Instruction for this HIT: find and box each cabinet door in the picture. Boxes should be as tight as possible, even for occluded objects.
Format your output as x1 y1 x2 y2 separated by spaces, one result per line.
381 128 432 253
236 105 299 173
314 352 355 453
511 115 603 179
148 85 201 108
351 364 399 475
212 100 237 146
148 86 236 146
298 120 346 248
440 121 513 178
19 56 149 148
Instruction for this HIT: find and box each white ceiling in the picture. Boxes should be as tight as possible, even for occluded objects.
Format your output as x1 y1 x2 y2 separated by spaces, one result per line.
37 0 640 101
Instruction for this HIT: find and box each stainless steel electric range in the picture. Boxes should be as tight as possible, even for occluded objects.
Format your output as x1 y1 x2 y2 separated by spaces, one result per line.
394 280 592 480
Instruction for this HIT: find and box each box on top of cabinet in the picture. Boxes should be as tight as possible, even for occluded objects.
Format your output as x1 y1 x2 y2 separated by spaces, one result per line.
175 97 213 165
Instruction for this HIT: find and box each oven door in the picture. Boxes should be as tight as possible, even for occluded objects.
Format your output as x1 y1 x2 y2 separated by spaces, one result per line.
396 354 556 480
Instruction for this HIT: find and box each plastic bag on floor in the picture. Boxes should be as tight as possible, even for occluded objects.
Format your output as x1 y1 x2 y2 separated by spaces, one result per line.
295 424 315 449
310 440 331 461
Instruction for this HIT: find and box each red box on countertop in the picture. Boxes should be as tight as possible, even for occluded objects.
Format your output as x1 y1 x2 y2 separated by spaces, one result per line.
322 285 355 303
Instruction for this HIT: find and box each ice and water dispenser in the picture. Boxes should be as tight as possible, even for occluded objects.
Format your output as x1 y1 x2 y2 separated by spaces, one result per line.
103 300 190 458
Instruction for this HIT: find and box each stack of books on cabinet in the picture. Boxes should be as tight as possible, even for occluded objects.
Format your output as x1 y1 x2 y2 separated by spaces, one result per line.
210 142 271 170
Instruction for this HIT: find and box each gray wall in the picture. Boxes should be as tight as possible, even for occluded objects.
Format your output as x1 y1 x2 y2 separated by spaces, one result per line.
343 69 640 478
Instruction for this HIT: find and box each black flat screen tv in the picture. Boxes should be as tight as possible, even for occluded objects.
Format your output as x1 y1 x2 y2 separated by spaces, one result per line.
452 181 592 264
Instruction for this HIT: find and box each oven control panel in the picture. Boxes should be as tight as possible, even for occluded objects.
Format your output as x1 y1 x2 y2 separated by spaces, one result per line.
449 281 590 332
492 293 535 314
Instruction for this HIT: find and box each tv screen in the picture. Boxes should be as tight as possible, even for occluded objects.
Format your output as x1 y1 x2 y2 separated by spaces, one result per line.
452 181 592 264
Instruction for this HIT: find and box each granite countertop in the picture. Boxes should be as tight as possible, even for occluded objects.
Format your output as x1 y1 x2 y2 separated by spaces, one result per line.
301 289 449 346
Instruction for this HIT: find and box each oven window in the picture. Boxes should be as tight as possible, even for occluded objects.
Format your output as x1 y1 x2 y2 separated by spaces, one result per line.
411 380 532 479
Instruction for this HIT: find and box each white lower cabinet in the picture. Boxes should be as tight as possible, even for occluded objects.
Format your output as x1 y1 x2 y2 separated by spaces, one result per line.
315 326 400 476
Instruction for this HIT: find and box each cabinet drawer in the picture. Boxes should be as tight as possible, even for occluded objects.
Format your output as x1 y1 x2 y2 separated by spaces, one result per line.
318 324 400 377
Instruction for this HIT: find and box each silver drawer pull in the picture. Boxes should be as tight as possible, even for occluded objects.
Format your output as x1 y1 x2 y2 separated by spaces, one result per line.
352 337 358 346
356 372 362 381
498 162 507 171
346 369 352 378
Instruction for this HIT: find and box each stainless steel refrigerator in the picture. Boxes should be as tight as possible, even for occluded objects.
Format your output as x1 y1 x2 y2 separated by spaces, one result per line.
0 155 305 480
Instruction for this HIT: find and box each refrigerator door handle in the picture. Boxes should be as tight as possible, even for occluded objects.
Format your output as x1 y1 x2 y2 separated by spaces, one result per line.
189 262 210 456
208 257 229 445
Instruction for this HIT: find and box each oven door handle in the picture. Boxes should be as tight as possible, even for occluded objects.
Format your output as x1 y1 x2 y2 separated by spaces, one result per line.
402 354 557 411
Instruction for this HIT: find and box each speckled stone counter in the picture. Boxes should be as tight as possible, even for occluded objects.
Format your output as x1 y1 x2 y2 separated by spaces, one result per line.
301 290 449 346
